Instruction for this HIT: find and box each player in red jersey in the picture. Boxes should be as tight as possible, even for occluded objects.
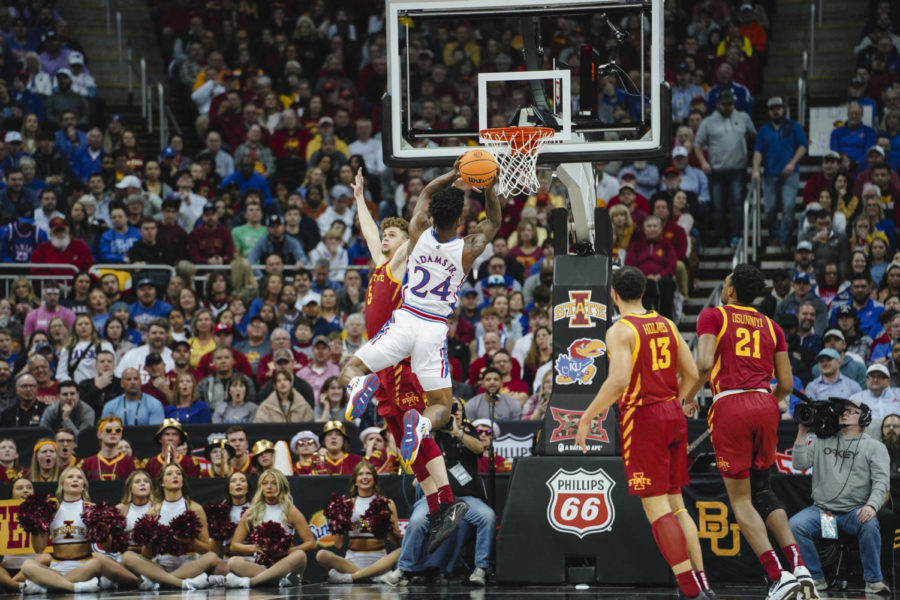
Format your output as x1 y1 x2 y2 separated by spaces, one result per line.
79 416 138 481
576 267 711 600
688 264 814 600
344 169 464 549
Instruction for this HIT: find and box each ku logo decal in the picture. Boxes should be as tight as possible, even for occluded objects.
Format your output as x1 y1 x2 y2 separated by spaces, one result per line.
556 338 606 385
546 468 615 537
549 407 610 444
553 291 607 328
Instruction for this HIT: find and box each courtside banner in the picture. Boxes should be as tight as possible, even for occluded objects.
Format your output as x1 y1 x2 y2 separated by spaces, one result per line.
0 499 37 554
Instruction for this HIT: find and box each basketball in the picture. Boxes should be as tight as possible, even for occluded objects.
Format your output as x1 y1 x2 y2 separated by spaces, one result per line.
458 149 499 188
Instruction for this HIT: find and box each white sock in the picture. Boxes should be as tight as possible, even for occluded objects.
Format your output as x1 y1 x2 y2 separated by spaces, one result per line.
73 578 99 593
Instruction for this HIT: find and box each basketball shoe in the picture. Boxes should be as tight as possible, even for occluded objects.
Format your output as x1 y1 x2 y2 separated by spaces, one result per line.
400 409 430 464
345 374 380 420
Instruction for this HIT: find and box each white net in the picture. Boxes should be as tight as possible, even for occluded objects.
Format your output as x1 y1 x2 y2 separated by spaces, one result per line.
479 127 555 196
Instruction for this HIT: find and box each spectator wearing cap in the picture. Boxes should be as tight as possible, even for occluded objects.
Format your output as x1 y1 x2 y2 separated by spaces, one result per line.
233 124 275 178
220 154 273 205
98 205 140 263
831 274 884 338
618 161 660 200
129 277 172 339
0 208 47 263
0 167 38 224
38 30 70 76
753 96 808 251
23 283 75 338
308 133 349 178
318 184 357 236
605 181 648 229
66 51 95 97
806 348 863 401
671 61 706 123
141 351 172 404
187 202 234 264
1 131 24 172
834 304 875 362
234 316 272 378
854 146 900 200
255 327 308 388
830 103 877 168
155 195 188 263
46 68 90 128
247 213 308 268
775 272 829 336
668 146 710 205
695 88 757 247
195 324 253 380
852 364 900 418
296 335 340 403
306 117 349 161
812 329 867 388
802 151 842 205
30 215 94 274
737 3 767 53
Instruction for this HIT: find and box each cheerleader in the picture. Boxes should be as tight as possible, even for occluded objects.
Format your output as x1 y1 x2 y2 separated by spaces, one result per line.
114 470 153 554
225 469 316 588
316 461 401 583
210 471 252 557
120 463 221 590
0 478 50 591
20 466 138 594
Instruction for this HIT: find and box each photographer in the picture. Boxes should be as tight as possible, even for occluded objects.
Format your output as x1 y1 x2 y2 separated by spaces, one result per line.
788 398 891 594
382 398 495 587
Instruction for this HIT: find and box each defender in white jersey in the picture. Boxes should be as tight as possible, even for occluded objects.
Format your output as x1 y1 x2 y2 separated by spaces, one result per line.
341 158 500 479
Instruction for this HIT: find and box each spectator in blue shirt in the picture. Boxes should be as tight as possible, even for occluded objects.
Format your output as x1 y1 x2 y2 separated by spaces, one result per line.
811 330 868 388
0 209 46 262
0 169 38 224
671 62 706 123
805 348 863 400
54 110 87 160
753 97 808 250
830 102 877 168
219 154 272 205
99 205 140 263
71 127 105 181
129 277 172 341
830 275 884 338
706 63 753 114
101 367 165 426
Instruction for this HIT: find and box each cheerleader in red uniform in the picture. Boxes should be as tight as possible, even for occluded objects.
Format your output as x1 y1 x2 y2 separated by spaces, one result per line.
316 461 401 583
120 463 221 590
224 469 316 588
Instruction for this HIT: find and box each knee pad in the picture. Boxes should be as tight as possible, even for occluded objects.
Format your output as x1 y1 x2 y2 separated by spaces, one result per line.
750 469 785 520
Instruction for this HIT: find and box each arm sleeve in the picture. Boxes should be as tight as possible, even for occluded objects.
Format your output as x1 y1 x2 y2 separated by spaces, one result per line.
830 128 840 152
866 441 891 510
147 398 165 425
791 438 814 471
772 321 787 352
99 232 119 262
221 230 235 262
55 349 71 382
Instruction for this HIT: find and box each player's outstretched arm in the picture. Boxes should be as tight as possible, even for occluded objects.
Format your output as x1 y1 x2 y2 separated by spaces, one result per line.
462 181 501 270
353 167 386 264
576 323 633 453
408 159 461 247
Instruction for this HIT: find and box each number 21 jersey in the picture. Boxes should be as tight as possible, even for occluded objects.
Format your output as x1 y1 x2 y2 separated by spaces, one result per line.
696 304 786 396
617 311 680 408
401 228 466 321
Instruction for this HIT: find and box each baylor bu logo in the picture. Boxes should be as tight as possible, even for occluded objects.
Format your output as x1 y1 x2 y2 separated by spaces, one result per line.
697 501 742 556
554 291 607 328
546 468 615 538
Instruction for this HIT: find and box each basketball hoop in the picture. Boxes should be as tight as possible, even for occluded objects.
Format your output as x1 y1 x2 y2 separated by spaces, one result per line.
480 126 555 196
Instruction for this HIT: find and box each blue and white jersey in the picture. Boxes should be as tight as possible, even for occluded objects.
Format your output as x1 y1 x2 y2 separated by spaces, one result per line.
401 228 466 322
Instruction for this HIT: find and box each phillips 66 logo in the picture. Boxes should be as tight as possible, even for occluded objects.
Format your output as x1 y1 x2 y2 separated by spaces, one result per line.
546 468 616 538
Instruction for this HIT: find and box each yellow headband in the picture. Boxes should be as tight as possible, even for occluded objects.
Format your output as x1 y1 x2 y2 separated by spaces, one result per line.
97 417 123 433
33 440 57 454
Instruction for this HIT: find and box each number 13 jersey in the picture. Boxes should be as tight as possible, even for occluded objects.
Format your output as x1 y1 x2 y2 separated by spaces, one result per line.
617 311 680 409
696 304 786 396
401 228 466 321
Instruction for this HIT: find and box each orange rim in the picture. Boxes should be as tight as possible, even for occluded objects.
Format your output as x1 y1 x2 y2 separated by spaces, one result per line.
480 126 555 155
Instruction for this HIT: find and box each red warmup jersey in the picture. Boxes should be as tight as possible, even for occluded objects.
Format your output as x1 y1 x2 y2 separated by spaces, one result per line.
696 304 786 395
80 453 138 481
365 262 403 338
617 312 681 408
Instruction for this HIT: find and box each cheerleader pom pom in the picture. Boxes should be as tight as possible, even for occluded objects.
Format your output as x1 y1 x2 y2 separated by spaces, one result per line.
132 514 162 549
169 510 202 541
364 496 393 539
204 502 236 541
249 521 293 566
323 494 353 536
83 502 128 552
17 493 57 534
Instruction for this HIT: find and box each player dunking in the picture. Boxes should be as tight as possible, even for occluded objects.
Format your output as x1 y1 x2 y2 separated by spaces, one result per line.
345 168 462 547
340 159 501 550
687 264 815 600
575 267 713 600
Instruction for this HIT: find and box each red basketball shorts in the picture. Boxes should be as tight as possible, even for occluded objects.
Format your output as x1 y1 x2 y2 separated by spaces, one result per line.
707 390 779 479
376 359 426 418
619 400 690 497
